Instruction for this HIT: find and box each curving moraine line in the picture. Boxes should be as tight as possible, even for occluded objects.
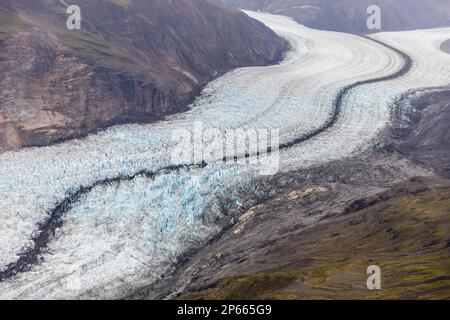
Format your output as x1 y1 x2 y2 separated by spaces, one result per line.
0 36 413 282
279 37 412 149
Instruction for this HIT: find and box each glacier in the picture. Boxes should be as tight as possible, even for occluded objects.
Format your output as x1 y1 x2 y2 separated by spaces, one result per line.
0 12 449 298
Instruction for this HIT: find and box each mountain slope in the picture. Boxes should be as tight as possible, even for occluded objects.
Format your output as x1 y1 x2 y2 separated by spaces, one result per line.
223 0 450 33
0 0 287 152
179 177 450 300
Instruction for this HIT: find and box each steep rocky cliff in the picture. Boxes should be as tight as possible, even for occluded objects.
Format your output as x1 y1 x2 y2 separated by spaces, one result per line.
223 0 450 33
0 0 287 152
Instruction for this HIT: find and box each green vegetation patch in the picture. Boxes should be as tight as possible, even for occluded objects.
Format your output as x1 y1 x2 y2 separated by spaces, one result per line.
57 29 133 70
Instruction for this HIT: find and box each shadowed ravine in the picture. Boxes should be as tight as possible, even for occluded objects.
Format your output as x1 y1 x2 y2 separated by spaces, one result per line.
0 36 413 283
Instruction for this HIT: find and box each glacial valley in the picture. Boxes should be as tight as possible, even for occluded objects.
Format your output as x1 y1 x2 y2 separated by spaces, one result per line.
0 11 449 299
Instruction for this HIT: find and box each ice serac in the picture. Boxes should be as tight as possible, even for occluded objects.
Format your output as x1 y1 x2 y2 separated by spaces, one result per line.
0 0 287 152
223 0 450 34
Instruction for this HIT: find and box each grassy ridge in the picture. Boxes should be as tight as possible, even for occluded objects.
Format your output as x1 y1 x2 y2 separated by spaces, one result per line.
182 179 450 300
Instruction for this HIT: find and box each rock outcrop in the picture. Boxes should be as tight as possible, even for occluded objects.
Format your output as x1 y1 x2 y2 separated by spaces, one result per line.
0 0 287 152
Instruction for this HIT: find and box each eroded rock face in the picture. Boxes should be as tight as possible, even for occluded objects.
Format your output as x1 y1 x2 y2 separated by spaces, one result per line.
0 0 287 152
223 0 450 33
390 89 450 179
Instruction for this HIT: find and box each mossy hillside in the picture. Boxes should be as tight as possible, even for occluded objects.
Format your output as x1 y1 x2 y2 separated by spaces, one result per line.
182 180 450 300
57 29 133 70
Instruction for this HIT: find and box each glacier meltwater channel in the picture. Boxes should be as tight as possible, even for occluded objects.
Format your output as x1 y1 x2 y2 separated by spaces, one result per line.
0 12 449 298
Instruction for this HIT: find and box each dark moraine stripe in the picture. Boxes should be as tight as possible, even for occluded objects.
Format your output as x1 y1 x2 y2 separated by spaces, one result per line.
279 36 413 149
440 39 450 54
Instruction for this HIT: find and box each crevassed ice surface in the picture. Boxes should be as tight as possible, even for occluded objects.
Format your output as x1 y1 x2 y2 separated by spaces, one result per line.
0 12 449 298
